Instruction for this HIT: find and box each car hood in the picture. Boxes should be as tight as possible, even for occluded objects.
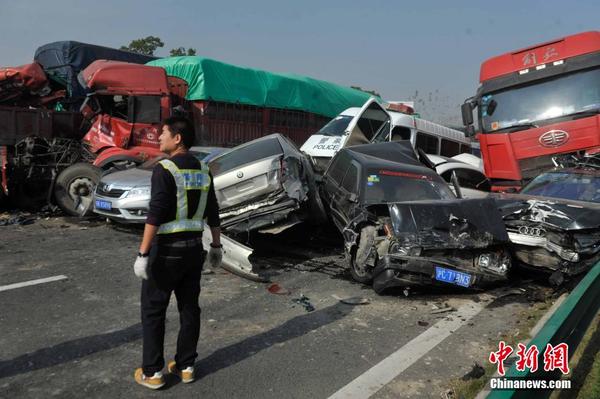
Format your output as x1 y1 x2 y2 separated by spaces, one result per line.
386 198 508 249
99 168 151 189
496 193 600 230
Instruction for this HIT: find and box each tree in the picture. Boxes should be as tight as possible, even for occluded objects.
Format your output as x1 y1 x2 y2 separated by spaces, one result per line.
169 47 197 57
120 36 164 56
351 85 381 97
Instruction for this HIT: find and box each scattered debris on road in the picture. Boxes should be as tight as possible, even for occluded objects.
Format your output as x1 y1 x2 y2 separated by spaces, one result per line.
461 362 485 380
334 295 370 305
293 295 315 312
0 213 36 226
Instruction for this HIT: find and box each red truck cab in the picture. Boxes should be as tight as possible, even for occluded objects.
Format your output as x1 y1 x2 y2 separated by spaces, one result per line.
462 31 600 190
80 60 170 168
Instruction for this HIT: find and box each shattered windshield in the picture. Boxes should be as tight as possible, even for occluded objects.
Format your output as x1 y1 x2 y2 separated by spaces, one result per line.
364 169 454 203
521 171 600 203
316 115 353 136
480 67 600 133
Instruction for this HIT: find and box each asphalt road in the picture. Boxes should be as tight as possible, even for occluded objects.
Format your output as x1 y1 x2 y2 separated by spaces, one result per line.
0 216 555 398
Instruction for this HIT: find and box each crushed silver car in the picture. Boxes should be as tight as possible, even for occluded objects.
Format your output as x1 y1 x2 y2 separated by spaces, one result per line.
210 133 326 234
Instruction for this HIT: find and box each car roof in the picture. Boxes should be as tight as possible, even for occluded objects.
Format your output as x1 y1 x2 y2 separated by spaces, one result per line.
344 141 423 167
335 142 444 182
426 153 484 173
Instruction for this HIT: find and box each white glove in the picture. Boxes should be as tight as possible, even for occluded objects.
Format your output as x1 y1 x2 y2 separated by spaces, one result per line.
205 245 223 269
134 256 149 280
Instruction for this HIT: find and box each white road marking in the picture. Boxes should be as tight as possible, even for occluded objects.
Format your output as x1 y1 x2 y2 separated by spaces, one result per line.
328 301 486 399
0 275 68 292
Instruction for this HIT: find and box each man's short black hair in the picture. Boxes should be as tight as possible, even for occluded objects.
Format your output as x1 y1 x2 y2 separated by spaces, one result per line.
163 116 195 149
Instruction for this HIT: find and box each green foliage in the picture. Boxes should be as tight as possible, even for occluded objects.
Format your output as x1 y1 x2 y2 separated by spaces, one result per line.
169 47 197 57
120 36 164 56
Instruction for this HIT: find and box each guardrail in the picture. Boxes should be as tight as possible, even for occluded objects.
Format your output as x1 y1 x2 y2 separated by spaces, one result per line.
487 261 600 398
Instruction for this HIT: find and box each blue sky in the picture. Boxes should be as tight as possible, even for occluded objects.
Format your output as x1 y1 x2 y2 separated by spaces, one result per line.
1 0 598 125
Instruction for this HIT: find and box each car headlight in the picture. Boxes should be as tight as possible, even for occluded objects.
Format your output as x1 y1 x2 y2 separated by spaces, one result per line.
478 253 510 275
560 249 579 263
478 254 491 268
126 187 150 198
389 242 421 256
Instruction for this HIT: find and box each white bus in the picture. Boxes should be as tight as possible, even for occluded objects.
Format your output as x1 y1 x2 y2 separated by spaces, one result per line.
300 98 472 172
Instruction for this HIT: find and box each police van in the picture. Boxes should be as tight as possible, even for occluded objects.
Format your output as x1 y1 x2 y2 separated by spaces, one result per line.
300 98 472 172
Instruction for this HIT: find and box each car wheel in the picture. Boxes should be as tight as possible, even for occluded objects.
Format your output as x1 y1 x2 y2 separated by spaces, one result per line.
350 225 377 284
54 163 102 216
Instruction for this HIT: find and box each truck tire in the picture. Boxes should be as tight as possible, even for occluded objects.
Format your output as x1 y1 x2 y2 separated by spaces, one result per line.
349 225 377 284
54 163 102 216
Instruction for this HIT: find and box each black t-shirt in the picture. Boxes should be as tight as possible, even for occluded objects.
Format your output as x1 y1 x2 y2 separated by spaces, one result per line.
146 151 220 241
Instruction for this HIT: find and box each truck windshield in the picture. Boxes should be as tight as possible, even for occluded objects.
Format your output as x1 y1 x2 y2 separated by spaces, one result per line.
364 169 454 203
521 171 600 203
316 115 353 136
480 67 600 133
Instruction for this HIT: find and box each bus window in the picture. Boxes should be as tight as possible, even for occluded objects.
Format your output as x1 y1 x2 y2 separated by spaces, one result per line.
460 144 472 154
440 139 460 157
416 132 439 154
390 126 412 142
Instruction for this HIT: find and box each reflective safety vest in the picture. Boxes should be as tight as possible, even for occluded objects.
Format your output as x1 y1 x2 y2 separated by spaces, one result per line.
156 159 211 235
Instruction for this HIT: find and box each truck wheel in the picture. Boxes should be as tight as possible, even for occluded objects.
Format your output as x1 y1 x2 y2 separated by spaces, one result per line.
54 163 102 216
349 225 377 284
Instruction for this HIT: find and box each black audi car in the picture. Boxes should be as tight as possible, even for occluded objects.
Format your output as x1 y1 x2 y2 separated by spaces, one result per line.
497 167 600 280
320 142 511 294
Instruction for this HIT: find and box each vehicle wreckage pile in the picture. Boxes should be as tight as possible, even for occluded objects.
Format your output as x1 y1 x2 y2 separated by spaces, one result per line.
91 101 600 294
3 40 600 295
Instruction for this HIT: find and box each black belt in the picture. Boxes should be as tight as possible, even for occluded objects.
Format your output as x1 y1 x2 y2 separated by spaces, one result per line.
159 237 203 248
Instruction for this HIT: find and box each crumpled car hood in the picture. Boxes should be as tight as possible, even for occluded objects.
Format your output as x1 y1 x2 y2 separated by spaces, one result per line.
387 198 509 249
497 194 600 230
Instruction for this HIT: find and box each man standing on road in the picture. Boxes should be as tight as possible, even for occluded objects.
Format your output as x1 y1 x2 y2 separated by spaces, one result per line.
132 116 222 390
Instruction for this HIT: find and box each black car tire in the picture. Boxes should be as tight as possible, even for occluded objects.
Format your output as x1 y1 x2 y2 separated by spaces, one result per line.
54 163 102 216
350 225 377 284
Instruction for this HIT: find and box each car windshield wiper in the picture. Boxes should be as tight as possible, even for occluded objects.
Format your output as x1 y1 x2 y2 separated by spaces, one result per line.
491 122 539 133
564 108 600 120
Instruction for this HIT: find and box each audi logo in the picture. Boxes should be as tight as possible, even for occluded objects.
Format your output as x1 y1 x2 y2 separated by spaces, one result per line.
539 130 569 148
518 226 545 237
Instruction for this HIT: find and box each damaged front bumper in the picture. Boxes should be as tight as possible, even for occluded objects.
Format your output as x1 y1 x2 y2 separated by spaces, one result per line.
507 229 600 275
372 249 510 293
220 196 301 235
